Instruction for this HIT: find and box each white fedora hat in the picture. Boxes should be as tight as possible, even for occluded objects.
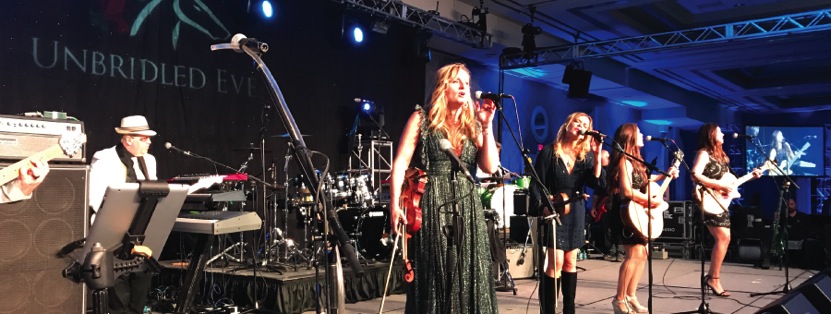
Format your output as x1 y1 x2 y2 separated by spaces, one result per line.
115 115 157 136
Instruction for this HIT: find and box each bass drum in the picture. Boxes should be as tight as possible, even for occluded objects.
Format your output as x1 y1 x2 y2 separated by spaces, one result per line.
489 184 518 228
356 205 391 260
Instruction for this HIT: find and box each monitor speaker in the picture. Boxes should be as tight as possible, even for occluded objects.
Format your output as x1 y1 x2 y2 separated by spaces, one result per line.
0 164 88 313
757 268 831 313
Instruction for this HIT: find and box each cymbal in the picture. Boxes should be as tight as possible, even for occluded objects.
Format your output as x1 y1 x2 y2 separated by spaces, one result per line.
270 133 312 138
232 144 272 152
341 169 370 174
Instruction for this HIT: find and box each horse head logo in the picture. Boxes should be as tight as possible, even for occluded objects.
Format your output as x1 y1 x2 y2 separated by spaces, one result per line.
131 0 231 49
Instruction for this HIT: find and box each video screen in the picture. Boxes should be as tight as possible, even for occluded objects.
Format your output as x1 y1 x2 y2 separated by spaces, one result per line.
744 126 824 176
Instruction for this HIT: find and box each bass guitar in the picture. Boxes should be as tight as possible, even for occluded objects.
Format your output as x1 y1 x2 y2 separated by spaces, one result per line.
626 150 682 239
694 160 774 215
0 133 86 186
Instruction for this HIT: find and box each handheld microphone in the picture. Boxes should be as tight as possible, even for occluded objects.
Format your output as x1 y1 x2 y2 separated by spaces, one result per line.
164 142 192 156
231 33 269 54
579 129 607 138
733 133 755 139
474 91 513 101
438 139 476 182
645 135 673 144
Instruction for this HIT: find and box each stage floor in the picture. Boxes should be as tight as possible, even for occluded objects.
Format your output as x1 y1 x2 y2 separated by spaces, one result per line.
326 257 818 314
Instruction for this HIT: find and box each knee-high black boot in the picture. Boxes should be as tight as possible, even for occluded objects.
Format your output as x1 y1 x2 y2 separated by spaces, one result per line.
540 275 557 314
561 271 577 314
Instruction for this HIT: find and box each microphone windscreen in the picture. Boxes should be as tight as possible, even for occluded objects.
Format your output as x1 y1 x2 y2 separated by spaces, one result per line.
474 90 483 100
733 133 739 139
164 142 172 149
439 138 453 151
645 135 653 141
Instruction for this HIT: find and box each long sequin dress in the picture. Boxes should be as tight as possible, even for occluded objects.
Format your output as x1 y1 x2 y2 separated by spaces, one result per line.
405 107 498 314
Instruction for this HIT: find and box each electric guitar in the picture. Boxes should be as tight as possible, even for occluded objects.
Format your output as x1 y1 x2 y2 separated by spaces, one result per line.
0 133 86 186
779 142 809 175
625 150 683 239
186 175 226 195
694 160 774 215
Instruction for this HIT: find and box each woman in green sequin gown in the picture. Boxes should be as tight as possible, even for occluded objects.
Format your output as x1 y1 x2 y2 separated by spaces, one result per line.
389 63 500 313
692 123 762 297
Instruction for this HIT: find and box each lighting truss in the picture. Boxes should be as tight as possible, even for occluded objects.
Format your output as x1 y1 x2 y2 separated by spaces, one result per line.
501 8 831 69
335 0 492 48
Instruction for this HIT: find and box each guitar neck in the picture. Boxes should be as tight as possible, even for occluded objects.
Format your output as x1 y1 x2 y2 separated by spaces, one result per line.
0 144 64 186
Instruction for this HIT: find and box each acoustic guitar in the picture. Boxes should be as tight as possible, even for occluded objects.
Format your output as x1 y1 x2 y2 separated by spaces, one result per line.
693 160 774 215
625 150 682 239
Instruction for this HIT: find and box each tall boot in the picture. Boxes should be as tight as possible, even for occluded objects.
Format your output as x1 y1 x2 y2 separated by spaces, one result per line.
561 271 578 314
539 275 557 314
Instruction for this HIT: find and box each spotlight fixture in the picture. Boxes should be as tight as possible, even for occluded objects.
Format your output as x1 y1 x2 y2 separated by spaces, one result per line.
521 23 542 53
260 0 273 18
372 20 389 35
342 16 366 45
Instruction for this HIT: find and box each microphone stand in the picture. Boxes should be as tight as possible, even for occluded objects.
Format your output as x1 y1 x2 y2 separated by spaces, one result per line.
667 143 722 314
744 137 798 298
443 166 465 314
491 97 562 313
603 140 669 314
212 37 363 314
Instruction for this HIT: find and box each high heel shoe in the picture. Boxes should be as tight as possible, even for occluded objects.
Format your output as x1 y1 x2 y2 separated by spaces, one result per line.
612 297 631 314
625 296 648 313
704 275 731 297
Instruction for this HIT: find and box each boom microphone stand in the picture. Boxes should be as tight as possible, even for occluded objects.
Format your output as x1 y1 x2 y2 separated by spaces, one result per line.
212 34 363 314
670 143 724 314
489 96 562 313
744 136 798 298
604 140 670 314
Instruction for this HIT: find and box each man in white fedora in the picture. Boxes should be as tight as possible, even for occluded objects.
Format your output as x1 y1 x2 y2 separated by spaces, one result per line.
88 114 158 314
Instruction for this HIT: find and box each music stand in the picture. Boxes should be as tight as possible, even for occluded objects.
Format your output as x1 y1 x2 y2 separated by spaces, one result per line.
64 182 189 314
83 182 189 259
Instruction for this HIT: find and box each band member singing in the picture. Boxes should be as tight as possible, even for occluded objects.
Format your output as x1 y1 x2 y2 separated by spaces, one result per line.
389 63 500 313
693 123 762 297
531 112 605 314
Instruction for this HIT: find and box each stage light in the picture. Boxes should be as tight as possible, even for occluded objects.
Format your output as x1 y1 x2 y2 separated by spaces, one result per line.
261 1 273 18
521 23 542 53
360 100 374 113
352 26 365 44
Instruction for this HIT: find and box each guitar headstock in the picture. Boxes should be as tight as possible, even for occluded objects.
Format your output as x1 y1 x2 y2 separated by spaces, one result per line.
672 150 684 166
59 133 86 157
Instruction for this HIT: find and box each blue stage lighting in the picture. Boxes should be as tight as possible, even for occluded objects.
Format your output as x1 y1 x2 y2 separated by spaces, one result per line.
352 26 365 44
261 1 273 18
361 101 373 113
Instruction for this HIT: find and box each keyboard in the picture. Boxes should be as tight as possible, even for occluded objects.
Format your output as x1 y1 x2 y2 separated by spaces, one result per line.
173 211 262 235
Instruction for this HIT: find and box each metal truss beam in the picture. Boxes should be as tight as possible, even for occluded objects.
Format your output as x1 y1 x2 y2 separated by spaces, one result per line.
501 8 831 69
336 0 492 48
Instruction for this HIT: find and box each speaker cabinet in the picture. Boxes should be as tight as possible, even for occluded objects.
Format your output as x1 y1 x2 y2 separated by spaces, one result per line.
659 201 694 240
566 69 592 98
505 246 534 279
0 165 88 313
758 269 831 313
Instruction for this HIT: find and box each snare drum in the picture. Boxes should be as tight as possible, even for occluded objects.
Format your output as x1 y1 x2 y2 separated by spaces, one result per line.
489 184 519 228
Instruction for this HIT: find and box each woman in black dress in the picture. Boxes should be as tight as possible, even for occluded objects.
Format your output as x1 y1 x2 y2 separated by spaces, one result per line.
532 112 605 314
608 123 678 313
692 123 762 297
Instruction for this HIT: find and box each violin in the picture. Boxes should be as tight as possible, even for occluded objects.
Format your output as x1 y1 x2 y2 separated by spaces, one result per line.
399 167 427 283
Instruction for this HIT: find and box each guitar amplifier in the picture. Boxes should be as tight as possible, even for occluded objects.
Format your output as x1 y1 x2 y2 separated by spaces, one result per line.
659 201 695 240
0 114 85 163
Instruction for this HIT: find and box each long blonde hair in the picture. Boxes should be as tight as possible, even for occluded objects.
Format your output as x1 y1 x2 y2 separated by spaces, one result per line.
553 112 593 161
426 63 477 150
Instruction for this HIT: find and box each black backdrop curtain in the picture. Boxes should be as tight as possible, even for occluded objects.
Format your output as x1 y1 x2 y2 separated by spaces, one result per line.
0 0 426 180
